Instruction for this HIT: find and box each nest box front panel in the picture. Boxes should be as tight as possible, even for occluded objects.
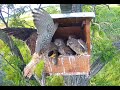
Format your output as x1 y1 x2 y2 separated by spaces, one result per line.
45 55 90 75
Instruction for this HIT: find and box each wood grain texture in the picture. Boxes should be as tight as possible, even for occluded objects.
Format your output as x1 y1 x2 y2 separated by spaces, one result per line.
45 55 90 75
52 26 85 42
83 19 91 54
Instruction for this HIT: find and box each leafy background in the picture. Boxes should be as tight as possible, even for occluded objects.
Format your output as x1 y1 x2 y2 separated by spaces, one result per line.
0 4 120 86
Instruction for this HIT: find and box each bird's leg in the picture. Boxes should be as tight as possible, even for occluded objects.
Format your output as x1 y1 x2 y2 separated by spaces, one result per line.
24 52 42 78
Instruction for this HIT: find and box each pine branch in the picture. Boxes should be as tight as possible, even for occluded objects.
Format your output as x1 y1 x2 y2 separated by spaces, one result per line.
0 54 17 71
0 30 25 70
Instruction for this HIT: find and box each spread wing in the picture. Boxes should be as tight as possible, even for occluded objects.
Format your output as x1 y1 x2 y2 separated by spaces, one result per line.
24 9 59 78
2 28 37 41
1 28 37 55
32 8 57 34
26 32 38 55
32 8 58 53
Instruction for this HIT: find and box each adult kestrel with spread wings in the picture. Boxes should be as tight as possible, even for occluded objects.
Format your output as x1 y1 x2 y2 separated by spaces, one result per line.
23 8 58 78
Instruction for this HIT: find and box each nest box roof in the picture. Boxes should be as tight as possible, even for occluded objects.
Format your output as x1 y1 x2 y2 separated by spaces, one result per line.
50 12 95 26
50 12 95 19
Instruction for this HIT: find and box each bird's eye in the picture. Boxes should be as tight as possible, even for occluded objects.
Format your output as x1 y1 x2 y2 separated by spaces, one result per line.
55 42 59 46
68 41 72 45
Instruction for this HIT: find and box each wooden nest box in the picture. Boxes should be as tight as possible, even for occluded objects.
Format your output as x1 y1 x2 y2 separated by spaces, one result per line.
45 12 95 76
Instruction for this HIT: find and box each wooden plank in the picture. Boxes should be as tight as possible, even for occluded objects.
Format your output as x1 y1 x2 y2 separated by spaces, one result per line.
52 26 85 42
83 19 91 55
45 55 90 75
50 12 95 19
53 17 90 24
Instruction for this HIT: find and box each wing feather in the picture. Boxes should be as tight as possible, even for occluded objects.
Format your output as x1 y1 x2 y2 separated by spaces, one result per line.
32 9 58 53
2 28 37 41
32 9 56 34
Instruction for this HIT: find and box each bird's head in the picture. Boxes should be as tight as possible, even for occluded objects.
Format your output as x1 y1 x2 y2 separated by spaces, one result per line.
54 39 65 47
67 35 76 46
67 39 73 46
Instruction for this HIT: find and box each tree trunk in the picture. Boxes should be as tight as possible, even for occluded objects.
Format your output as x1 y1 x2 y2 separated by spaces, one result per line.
60 4 83 13
72 4 83 12
60 4 72 13
63 75 89 86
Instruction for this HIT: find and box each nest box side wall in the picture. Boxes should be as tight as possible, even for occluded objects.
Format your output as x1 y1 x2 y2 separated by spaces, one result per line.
83 19 91 54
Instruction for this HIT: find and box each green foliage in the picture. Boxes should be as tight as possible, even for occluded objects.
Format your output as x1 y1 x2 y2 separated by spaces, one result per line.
89 5 120 86
12 37 32 64
0 39 39 86
93 6 120 42
9 18 27 28
44 6 60 14
46 75 64 86
0 56 6 85
82 5 93 12
9 16 34 28
0 5 62 86
0 4 120 86
34 60 44 78
90 53 120 86
91 23 116 62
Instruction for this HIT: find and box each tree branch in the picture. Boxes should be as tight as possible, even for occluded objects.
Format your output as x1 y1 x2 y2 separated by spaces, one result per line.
28 5 33 12
0 54 17 71
0 9 8 28
88 42 119 80
1 10 12 15
0 30 25 70
89 56 106 79
7 7 10 25
38 4 42 9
